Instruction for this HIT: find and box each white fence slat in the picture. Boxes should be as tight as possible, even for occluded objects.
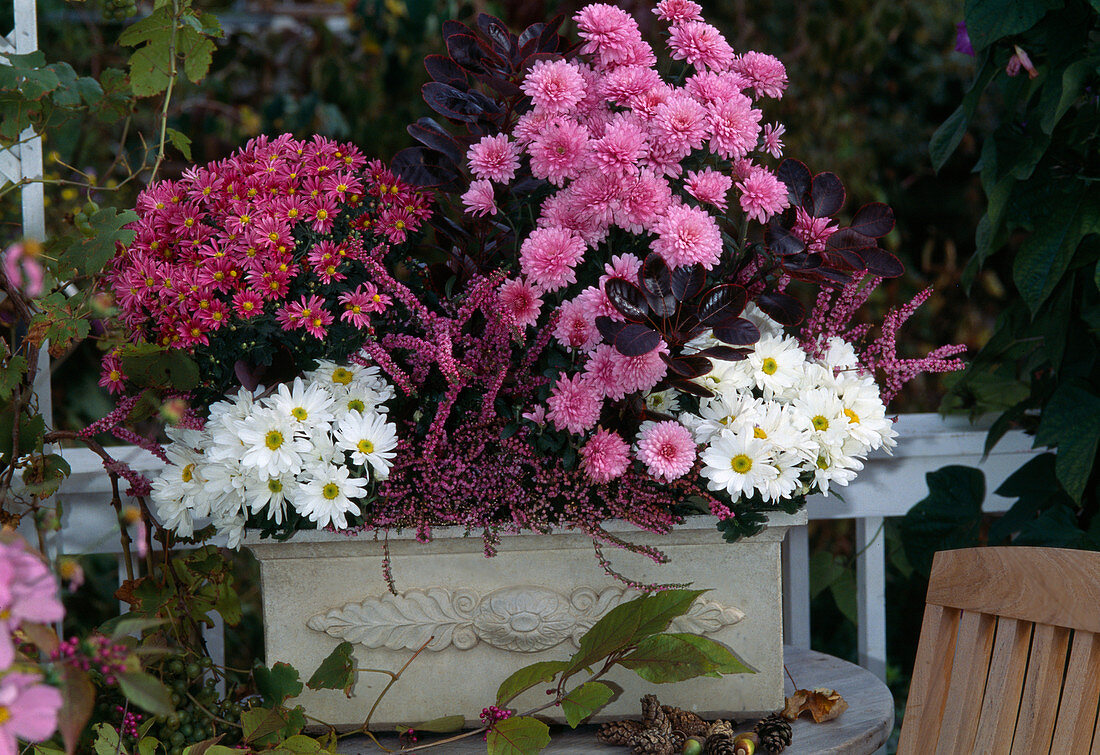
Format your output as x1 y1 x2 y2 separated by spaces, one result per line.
856 516 887 682
13 0 37 54
782 524 811 649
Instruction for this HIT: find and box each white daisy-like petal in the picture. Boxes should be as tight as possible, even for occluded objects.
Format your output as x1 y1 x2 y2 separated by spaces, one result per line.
335 412 399 480
699 430 779 500
297 464 367 529
267 377 336 429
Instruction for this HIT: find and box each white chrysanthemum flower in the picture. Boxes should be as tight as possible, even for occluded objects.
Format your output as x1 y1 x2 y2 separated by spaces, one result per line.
297 463 368 529
214 511 246 549
821 336 860 371
836 375 897 454
236 408 309 477
763 449 805 502
699 430 779 500
748 401 807 452
695 355 754 398
268 377 336 428
335 412 398 479
811 445 862 496
644 389 681 416
791 387 849 451
243 470 300 525
307 360 365 393
197 460 247 518
302 426 340 467
689 393 762 444
746 334 807 396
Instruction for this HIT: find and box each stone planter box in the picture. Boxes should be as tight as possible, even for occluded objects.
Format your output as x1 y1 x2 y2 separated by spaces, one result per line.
245 511 806 728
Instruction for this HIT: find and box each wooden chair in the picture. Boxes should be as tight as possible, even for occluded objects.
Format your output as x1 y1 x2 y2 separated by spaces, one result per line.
897 546 1100 754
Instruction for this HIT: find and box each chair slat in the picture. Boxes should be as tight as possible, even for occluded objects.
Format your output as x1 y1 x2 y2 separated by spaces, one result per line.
938 610 997 753
972 616 1032 754
1050 631 1100 752
896 604 960 754
1011 623 1071 754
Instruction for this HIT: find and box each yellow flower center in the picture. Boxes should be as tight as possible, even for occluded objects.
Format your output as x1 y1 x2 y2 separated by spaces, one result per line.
332 368 354 385
109 370 121 382
322 483 340 500
238 213 251 225
762 358 779 375
267 478 283 494
268 231 279 242
265 430 284 450
817 456 830 470
844 408 860 424
812 415 829 431
181 463 195 483
347 399 365 412
357 439 375 455
753 427 767 439
730 454 753 473
0 706 10 724
292 407 308 421
316 209 328 220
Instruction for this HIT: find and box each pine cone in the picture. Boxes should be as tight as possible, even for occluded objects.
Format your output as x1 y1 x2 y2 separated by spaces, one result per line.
704 731 737 755
753 713 793 753
597 719 646 746
640 694 671 734
662 705 708 737
630 727 686 755
705 720 735 739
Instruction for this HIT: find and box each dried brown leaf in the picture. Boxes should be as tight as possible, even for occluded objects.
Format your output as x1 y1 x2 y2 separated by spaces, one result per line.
782 687 849 723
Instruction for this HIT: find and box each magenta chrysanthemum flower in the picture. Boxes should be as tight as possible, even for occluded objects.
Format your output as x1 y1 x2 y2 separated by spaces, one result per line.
519 226 588 292
581 428 631 483
602 65 664 106
636 420 696 482
546 373 602 434
574 4 642 68
707 95 763 160
529 120 590 186
667 21 734 71
684 168 733 211
732 52 789 100
98 352 126 395
0 672 63 750
737 165 790 224
522 60 587 114
604 253 644 282
653 0 703 24
498 277 543 329
651 204 723 269
467 134 520 183
583 344 624 399
793 206 839 253
553 298 600 351
609 341 668 395
461 180 498 217
761 122 786 158
232 289 265 319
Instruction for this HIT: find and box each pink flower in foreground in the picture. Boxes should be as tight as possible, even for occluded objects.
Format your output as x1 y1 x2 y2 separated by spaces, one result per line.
528 120 590 186
522 59 587 114
617 170 674 232
653 0 703 24
574 4 642 68
793 207 839 253
653 92 709 156
636 421 696 482
461 180 498 217
592 114 649 178
732 52 789 99
685 70 747 107
582 428 631 483
651 204 723 269
467 134 520 183
2 243 45 298
685 168 733 211
498 277 543 329
707 95 762 160
667 21 734 71
737 166 790 224
553 299 600 352
519 227 587 292
0 672 62 750
761 123 786 159
522 404 546 425
547 373 602 434
609 341 669 395
0 540 64 668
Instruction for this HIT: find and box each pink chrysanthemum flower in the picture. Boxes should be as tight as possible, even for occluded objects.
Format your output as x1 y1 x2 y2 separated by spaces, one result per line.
651 204 723 269
685 168 734 211
577 284 619 322
601 65 664 106
574 4 642 68
529 120 590 186
581 428 631 483
592 113 648 178
793 206 840 253
667 21 734 71
553 298 601 352
609 341 669 394
522 59 587 114
653 0 703 24
467 134 520 183
737 165 791 224
732 52 789 99
232 289 265 319
519 226 588 292
337 286 385 328
685 70 748 107
498 277 543 329
98 352 126 395
636 420 696 482
546 373 603 434
584 344 625 399
653 92 709 156
513 110 557 146
0 672 63 751
461 180 498 217
707 95 763 160
616 169 674 232
761 122 786 158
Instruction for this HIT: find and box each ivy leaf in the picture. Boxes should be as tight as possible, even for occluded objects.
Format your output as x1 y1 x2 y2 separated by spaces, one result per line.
561 681 615 728
0 355 27 403
177 25 216 83
618 633 714 683
20 453 71 499
254 662 303 706
486 715 551 755
899 466 986 577
166 127 192 160
241 707 294 746
91 724 122 755
496 660 568 706
119 670 174 716
306 641 357 697
56 207 138 276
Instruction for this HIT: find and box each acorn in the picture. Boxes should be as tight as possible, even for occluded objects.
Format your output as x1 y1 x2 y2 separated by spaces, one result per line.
733 733 759 755
683 736 705 755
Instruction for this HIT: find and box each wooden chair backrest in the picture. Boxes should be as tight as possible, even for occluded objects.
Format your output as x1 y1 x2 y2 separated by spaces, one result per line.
897 546 1100 754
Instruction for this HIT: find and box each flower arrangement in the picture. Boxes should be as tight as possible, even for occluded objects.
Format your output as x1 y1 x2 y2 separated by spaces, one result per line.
108 2 965 577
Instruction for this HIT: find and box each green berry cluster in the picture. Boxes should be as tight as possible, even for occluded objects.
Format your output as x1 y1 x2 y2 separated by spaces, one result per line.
145 655 243 755
100 0 137 22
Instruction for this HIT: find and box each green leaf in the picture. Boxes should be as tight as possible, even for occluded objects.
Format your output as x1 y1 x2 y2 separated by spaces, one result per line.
181 740 232 755
58 664 96 755
1035 383 1100 502
560 681 615 728
618 634 714 684
177 26 216 83
118 7 174 46
496 660 568 706
306 641 357 696
930 58 998 172
1014 505 1093 547
963 0 1062 52
118 342 200 391
241 707 294 745
830 573 859 626
255 662 304 706
137 736 164 755
486 715 551 755
270 735 329 754
20 452 70 498
165 127 192 160
809 551 846 600
662 633 755 675
899 466 987 577
1013 187 1098 313
119 670 174 716
630 589 706 640
0 355 27 403
128 44 172 96
92 723 123 755
56 207 138 275
394 715 465 734
106 616 166 638
1042 56 1100 134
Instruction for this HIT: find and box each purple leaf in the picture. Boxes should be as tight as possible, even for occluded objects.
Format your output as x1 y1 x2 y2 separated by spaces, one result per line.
661 353 712 378
697 284 748 325
756 291 804 326
605 278 650 322
595 316 627 342
477 13 515 58
670 264 706 300
407 118 462 164
765 222 806 257
423 55 468 88
391 147 459 188
445 33 503 76
809 172 845 218
615 324 661 356
858 247 905 278
776 159 811 206
668 377 714 398
421 82 501 123
695 344 749 361
640 254 676 318
711 317 760 346
850 203 896 238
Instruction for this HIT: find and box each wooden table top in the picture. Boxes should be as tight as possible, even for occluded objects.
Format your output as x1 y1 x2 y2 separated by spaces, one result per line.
336 646 894 754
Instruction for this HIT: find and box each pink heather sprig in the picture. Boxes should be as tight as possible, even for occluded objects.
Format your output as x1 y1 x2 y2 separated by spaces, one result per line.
356 340 414 395
78 394 142 439
102 458 154 498
110 426 169 463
